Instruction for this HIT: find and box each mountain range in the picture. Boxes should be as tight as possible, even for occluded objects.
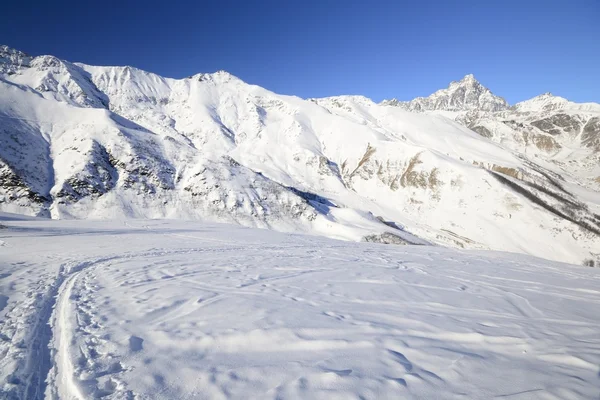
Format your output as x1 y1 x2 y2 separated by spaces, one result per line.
1 45 598 265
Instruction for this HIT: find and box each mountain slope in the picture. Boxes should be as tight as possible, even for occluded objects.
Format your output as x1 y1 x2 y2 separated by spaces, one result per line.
457 93 600 191
0 46 599 265
381 74 600 191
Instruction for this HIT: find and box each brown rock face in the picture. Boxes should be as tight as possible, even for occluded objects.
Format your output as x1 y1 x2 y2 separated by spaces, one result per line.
531 114 582 136
582 117 600 151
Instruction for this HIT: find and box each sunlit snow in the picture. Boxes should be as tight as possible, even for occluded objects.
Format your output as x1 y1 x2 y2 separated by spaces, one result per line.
1 216 599 399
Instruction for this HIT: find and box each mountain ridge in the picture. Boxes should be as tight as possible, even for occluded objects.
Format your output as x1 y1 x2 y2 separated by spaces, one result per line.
380 73 599 113
1 45 599 265
4 46 596 111
378 71 600 193
380 74 509 113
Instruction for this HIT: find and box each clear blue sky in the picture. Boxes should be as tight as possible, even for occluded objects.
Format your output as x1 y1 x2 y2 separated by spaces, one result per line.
2 0 598 104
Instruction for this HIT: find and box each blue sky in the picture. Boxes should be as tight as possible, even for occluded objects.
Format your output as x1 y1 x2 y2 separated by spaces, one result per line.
2 0 598 104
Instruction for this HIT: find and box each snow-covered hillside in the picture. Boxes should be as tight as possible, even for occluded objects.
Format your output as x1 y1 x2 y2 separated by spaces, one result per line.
457 93 600 191
0 45 599 265
1 217 599 399
381 73 600 193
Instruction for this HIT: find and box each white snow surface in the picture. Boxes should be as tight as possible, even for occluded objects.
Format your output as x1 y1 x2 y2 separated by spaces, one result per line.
1 215 599 399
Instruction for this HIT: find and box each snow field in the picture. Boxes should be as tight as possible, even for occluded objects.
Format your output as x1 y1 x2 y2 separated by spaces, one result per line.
1 217 599 399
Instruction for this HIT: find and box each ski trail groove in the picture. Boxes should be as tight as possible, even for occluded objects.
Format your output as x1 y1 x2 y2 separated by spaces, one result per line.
45 257 124 399
42 253 191 399
15 256 120 400
49 272 85 399
22 268 64 400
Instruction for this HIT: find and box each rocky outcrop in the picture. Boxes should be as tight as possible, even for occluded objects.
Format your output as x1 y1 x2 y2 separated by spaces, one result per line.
582 117 600 151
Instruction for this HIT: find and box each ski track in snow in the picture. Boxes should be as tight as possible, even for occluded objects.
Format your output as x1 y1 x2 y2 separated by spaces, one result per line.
1 217 600 399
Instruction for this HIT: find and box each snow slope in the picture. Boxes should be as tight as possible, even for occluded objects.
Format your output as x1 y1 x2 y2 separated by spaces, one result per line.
0 46 599 265
0 216 599 399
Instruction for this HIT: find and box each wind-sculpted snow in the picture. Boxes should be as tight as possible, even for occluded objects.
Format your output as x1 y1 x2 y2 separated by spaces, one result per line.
0 217 599 399
0 46 599 265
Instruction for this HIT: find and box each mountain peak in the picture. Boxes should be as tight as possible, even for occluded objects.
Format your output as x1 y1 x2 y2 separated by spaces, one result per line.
513 92 571 113
460 73 477 83
0 45 26 56
189 70 242 85
448 74 483 90
0 45 32 72
382 74 508 113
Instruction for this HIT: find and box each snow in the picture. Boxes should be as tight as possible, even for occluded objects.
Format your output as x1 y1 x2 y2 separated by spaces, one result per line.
1 48 599 266
455 92 600 192
514 93 600 114
380 74 509 112
1 215 599 399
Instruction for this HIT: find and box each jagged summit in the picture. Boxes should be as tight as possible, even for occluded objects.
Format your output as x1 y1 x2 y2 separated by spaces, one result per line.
0 45 29 58
451 73 477 85
189 70 242 84
381 74 509 113
0 45 32 73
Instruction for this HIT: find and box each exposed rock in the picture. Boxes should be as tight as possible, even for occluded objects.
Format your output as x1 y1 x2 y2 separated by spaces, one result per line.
54 141 117 203
363 232 416 245
471 125 493 138
530 113 581 136
582 117 600 151
0 45 32 73
0 162 48 205
522 132 561 153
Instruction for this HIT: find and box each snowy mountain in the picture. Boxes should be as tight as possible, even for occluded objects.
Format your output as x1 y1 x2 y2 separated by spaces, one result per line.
381 74 509 113
1 46 599 265
381 74 600 191
457 95 600 184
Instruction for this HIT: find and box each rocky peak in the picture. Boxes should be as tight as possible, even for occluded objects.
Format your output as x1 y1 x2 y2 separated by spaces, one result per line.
191 70 241 85
381 74 509 113
450 73 477 87
0 45 32 73
30 55 66 70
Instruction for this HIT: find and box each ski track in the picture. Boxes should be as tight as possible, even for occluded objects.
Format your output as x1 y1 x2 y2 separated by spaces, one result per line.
51 272 83 400
1 218 600 399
